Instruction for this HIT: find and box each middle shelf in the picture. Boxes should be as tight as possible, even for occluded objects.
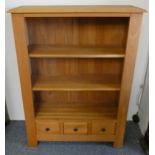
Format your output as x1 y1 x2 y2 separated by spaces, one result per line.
29 45 125 58
32 75 121 91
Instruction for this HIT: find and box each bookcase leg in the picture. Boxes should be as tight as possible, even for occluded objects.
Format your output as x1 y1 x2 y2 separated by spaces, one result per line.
27 139 38 148
113 139 124 148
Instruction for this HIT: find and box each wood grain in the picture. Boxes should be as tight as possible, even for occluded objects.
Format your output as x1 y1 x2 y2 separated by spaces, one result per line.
29 45 125 58
31 58 123 78
26 17 128 47
36 119 116 142
35 102 117 120
92 120 116 134
8 5 146 14
24 13 132 17
64 122 88 134
114 14 143 148
37 133 115 142
32 75 121 91
34 91 119 106
12 14 37 147
36 120 61 135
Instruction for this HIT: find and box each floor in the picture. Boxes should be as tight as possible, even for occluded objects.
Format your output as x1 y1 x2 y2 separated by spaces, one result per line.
6 121 145 155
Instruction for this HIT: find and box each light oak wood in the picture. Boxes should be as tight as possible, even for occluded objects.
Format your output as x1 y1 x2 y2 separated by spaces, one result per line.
36 120 116 141
92 121 116 134
114 14 143 148
37 134 115 142
32 75 121 91
10 5 144 147
29 45 125 58
36 120 61 135
24 13 131 17
36 102 117 120
12 14 37 147
31 58 123 79
34 91 119 106
64 122 88 134
27 17 128 47
9 5 145 14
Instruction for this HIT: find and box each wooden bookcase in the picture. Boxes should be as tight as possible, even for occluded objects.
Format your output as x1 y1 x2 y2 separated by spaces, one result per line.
9 6 145 148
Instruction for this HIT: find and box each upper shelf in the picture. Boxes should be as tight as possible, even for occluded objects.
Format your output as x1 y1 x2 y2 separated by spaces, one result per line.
29 45 125 58
8 5 146 14
32 75 121 91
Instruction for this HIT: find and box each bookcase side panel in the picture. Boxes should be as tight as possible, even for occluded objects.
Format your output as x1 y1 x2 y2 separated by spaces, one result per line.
114 14 143 148
12 14 37 147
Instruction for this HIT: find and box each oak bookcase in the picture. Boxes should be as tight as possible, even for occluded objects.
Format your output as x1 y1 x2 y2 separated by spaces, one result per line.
9 5 145 148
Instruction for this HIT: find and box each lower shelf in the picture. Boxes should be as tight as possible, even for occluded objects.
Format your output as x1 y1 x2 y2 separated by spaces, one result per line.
35 102 117 120
35 102 117 142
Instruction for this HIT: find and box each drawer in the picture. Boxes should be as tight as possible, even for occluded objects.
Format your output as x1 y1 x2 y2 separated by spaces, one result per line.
92 121 116 135
36 120 61 134
64 122 88 134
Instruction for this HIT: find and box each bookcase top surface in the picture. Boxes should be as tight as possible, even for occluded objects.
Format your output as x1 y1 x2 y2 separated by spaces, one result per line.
8 5 146 14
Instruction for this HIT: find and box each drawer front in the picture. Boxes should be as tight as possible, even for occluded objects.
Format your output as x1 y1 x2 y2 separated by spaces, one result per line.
36 120 60 134
64 122 88 134
92 121 116 135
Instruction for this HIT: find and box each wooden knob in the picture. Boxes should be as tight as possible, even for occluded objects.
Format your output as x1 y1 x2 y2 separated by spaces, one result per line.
101 128 106 132
73 128 78 132
45 127 50 132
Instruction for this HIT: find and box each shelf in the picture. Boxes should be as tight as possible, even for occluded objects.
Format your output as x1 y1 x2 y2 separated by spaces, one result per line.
35 102 117 120
29 45 125 58
32 75 121 91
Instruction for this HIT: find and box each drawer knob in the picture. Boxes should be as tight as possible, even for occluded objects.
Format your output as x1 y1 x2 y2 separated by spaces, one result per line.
73 128 78 132
45 127 50 132
101 128 106 132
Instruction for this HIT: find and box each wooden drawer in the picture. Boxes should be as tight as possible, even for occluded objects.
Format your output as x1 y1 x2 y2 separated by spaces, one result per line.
92 121 116 135
64 122 88 134
36 120 61 134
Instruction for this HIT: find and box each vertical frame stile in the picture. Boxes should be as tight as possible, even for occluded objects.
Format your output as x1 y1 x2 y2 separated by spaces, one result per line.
12 14 37 147
114 14 143 148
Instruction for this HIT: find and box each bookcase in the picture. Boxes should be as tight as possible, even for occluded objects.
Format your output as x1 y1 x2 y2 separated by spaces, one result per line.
9 5 145 148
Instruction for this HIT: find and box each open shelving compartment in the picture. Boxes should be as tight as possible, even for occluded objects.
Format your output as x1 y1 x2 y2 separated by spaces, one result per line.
26 17 128 121
31 56 124 118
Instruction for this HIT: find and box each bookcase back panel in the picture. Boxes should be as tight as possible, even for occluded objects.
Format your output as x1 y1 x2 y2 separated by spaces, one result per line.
34 91 119 106
26 17 128 48
31 58 123 80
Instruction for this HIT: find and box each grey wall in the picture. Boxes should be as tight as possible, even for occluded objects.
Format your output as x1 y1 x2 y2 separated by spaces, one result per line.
139 62 149 135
